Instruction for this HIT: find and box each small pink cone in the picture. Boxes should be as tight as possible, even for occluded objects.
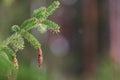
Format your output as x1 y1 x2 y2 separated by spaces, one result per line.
38 47 43 67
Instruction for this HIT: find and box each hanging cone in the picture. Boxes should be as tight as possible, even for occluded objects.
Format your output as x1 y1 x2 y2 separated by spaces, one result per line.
13 55 19 70
38 47 43 67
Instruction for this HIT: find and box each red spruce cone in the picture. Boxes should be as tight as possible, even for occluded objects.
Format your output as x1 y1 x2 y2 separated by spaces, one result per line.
38 47 43 67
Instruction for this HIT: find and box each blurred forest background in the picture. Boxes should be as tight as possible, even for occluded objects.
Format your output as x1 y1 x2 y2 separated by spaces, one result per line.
0 0 120 80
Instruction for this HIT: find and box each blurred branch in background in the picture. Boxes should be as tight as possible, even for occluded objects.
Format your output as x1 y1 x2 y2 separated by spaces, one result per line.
2 0 15 7
81 0 98 80
109 0 120 66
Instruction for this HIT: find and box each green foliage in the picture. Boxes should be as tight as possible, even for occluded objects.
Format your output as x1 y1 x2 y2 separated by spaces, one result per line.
1 33 20 47
11 36 24 51
11 25 20 32
42 20 60 32
21 18 38 31
34 7 47 19
0 0 60 78
23 32 40 49
46 1 60 17
33 1 60 19
1 47 15 57
0 51 14 74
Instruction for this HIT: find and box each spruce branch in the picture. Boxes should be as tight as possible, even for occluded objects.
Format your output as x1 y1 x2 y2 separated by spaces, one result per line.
0 1 60 71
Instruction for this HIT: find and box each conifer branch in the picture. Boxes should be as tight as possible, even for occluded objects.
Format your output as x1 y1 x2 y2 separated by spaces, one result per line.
0 1 60 71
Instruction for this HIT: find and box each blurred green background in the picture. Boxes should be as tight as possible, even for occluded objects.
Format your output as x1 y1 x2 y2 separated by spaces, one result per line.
0 0 120 80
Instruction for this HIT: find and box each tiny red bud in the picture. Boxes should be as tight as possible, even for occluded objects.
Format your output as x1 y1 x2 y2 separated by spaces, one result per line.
38 47 43 67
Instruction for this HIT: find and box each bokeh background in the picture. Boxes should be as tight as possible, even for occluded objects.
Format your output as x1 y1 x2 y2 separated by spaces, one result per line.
0 0 120 80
